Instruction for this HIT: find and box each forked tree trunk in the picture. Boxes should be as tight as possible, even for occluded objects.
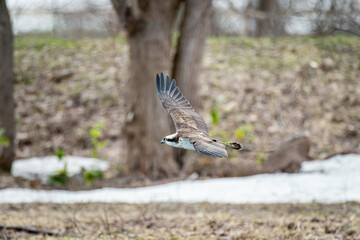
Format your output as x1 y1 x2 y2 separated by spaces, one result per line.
112 0 180 178
171 0 212 168
0 0 15 172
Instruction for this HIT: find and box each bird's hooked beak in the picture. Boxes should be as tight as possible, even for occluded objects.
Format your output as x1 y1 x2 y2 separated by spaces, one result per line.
160 139 165 144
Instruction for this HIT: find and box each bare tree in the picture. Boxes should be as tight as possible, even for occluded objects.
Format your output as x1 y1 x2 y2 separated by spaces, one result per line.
171 0 212 168
111 0 212 178
0 0 15 172
111 0 181 178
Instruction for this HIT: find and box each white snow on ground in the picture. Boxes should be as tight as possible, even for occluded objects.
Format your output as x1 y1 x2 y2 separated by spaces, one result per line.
1 154 360 204
11 156 110 182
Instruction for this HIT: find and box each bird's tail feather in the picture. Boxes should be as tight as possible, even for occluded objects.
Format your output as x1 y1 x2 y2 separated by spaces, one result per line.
222 142 242 150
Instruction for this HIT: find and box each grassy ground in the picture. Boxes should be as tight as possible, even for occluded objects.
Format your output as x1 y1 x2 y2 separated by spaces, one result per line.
1 202 359 239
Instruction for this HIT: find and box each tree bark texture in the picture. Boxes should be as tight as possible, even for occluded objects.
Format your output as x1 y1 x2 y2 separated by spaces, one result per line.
256 0 286 37
172 0 212 109
0 0 15 172
112 0 180 178
171 0 212 169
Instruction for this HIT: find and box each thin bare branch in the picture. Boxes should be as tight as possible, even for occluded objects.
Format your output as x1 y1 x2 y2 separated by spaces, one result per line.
0 224 82 237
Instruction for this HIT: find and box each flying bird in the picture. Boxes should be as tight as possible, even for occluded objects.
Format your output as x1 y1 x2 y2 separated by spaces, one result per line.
156 73 242 158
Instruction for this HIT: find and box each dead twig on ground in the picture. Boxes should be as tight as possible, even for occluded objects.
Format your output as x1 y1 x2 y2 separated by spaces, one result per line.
0 223 82 237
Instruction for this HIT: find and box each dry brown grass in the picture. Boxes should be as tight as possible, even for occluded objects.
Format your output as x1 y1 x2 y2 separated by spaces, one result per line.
1 202 359 239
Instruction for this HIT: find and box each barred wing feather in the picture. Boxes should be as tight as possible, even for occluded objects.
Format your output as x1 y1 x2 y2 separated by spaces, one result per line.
193 140 228 158
156 73 209 134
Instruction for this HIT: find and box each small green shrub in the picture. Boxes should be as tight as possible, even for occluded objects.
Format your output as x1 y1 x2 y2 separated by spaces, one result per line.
0 128 9 147
89 121 106 158
82 169 104 184
49 148 69 186
256 152 265 165
210 108 219 125
55 148 65 160
49 162 69 186
210 95 226 126
235 124 254 141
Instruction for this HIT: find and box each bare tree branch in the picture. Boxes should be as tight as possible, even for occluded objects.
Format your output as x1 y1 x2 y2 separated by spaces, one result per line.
0 224 82 237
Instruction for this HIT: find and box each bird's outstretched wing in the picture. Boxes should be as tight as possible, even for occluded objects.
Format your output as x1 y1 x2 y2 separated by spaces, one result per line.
192 139 228 158
156 73 208 134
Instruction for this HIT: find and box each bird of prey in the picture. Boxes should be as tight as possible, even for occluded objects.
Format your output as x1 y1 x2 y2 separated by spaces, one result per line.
156 73 242 158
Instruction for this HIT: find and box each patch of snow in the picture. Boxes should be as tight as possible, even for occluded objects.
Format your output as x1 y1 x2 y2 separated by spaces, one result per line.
301 154 360 174
11 156 110 182
1 154 360 204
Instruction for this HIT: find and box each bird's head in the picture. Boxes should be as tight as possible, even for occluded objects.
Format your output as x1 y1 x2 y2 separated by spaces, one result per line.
160 133 178 145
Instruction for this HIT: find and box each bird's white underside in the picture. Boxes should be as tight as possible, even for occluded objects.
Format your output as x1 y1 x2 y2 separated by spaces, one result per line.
165 137 195 151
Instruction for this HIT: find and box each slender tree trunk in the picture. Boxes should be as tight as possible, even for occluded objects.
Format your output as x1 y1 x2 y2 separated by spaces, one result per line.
256 0 285 37
0 0 15 172
172 0 212 109
171 0 212 169
112 0 180 178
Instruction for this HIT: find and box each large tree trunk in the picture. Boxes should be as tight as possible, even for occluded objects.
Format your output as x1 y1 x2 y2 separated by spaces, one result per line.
0 0 15 172
171 0 212 169
112 0 180 178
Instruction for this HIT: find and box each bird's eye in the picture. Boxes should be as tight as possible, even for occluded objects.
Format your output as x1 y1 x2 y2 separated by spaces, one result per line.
163 138 167 141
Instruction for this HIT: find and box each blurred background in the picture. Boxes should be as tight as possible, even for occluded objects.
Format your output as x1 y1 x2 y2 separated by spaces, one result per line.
0 0 359 188
1 1 360 239
7 0 360 37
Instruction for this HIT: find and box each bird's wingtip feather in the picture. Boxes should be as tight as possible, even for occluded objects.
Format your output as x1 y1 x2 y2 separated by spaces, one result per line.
165 75 170 92
160 72 165 92
156 74 161 94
